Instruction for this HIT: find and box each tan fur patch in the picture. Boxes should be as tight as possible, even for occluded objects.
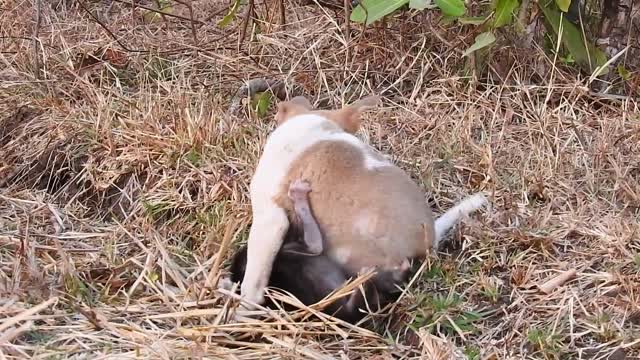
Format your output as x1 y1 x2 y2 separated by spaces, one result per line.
272 140 436 273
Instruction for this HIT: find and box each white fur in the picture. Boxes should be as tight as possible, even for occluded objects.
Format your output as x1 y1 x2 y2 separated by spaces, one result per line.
433 192 488 250
329 133 390 169
241 113 385 306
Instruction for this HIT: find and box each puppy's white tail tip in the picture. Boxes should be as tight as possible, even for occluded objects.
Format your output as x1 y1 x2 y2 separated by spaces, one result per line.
433 192 488 249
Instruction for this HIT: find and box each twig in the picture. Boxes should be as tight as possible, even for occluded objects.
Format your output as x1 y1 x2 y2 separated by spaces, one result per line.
32 0 42 80
76 0 148 53
588 91 639 101
517 0 530 29
279 0 286 26
110 0 207 25
152 0 169 28
0 297 58 333
344 0 351 66
238 0 255 46
537 269 577 294
0 36 57 50
0 320 33 344
173 0 198 44
198 219 238 301
202 4 230 23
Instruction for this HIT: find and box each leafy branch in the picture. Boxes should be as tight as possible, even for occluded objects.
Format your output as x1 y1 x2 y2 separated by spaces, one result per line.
349 0 608 74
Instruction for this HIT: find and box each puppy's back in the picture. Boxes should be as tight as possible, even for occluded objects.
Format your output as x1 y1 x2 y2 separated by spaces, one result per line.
273 139 434 273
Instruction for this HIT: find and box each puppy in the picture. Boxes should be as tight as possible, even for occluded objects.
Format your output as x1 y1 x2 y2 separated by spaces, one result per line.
230 180 410 323
241 95 487 307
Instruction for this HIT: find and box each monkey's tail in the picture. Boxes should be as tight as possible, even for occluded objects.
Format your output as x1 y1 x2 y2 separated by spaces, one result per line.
432 192 488 250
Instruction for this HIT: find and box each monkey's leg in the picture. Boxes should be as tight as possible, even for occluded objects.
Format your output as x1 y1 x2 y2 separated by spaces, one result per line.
288 179 323 255
329 281 381 323
332 264 411 323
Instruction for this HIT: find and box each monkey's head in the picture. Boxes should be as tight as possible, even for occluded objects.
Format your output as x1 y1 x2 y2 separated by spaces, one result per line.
370 259 412 295
229 245 249 285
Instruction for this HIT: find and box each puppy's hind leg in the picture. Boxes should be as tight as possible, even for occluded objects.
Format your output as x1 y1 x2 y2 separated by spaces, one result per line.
288 179 323 255
240 206 289 308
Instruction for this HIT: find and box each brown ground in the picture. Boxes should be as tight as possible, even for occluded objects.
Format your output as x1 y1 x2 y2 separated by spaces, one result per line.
1 0 639 359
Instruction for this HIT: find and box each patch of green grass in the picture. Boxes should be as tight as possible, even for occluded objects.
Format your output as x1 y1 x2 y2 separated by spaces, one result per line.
479 276 502 303
142 200 175 221
589 312 618 342
527 327 564 357
184 148 202 167
421 261 459 286
63 273 94 305
22 330 54 345
464 345 481 360
411 293 484 336
422 262 445 280
633 253 640 271
195 202 227 228
144 55 175 81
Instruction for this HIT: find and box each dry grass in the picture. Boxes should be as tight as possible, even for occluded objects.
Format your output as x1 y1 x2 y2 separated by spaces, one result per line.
1 0 640 359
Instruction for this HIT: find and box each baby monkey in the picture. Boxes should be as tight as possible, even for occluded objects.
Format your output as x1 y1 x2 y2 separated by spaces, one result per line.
230 180 411 324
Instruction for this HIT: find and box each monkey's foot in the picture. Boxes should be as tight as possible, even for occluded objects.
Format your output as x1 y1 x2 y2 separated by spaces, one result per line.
217 276 234 291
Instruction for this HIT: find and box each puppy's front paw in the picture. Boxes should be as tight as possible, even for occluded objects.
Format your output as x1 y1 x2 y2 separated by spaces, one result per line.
240 283 265 310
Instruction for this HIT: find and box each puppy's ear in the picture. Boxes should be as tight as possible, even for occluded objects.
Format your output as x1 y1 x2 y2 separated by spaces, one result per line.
331 95 380 134
275 96 313 125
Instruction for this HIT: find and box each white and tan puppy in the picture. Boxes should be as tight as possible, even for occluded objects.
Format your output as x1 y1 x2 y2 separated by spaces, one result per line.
240 96 487 307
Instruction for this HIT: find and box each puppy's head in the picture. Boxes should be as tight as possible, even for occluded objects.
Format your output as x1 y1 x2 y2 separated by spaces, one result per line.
275 95 380 134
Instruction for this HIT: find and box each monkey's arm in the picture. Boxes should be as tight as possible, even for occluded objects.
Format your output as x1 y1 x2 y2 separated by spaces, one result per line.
330 264 411 323
288 180 323 255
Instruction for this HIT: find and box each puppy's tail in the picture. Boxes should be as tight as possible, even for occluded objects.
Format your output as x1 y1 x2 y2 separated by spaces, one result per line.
433 192 488 250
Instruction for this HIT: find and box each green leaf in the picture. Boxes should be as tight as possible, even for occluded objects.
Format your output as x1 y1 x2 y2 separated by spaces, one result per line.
555 0 571 12
252 92 272 118
560 53 575 64
143 11 160 23
439 14 458 25
142 2 173 24
538 1 608 74
351 0 409 25
617 64 631 80
462 31 496 57
434 0 465 17
492 0 519 28
409 0 429 10
218 0 242 28
458 15 488 25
